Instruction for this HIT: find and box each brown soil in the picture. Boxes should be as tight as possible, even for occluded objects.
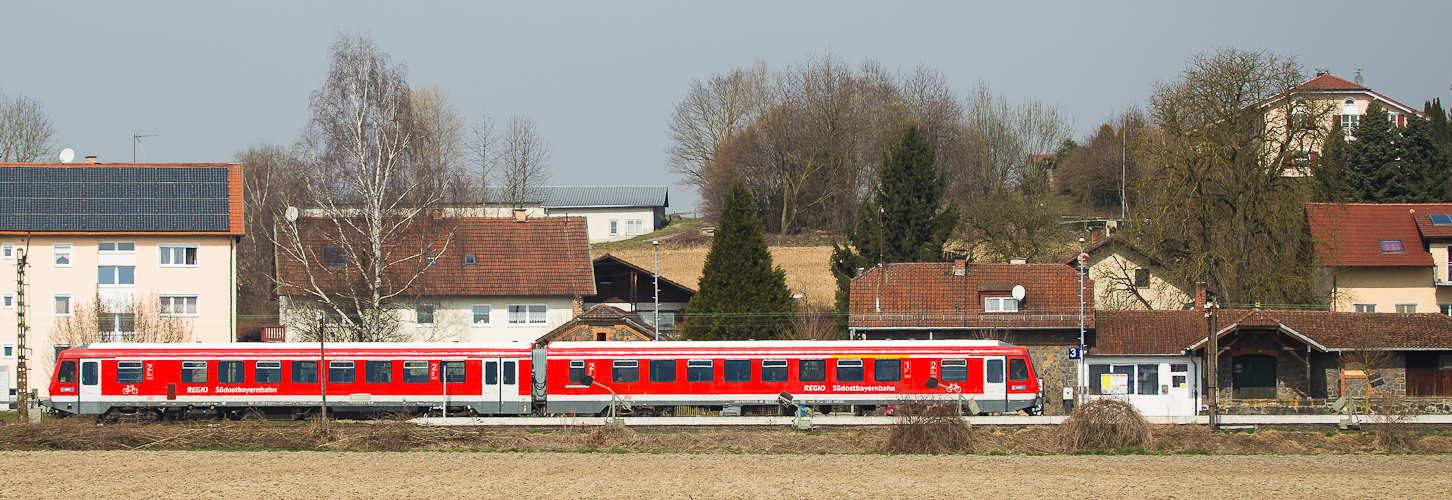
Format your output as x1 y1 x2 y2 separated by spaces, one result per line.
4 451 1448 498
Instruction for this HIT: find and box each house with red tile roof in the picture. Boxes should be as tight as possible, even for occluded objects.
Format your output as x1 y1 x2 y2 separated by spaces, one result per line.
848 260 1092 414
1068 238 1193 311
276 215 594 344
0 162 245 400
1306 202 1452 314
1263 72 1422 176
580 254 696 336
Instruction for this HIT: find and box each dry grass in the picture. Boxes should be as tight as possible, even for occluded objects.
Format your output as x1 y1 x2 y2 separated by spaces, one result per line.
1055 399 1154 452
879 402 974 454
607 246 837 309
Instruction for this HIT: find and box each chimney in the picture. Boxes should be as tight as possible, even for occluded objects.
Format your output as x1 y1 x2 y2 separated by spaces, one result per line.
513 209 527 222
1193 282 1208 311
85 156 97 164
953 259 966 276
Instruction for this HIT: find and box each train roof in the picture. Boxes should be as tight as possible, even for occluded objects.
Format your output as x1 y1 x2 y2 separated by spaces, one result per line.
58 342 533 358
546 339 1024 356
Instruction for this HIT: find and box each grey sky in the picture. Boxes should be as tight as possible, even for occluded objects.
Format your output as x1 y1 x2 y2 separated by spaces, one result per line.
4 1 1448 212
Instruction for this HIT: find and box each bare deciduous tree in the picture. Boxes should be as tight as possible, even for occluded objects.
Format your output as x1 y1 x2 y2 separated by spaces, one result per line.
667 61 772 190
237 143 301 318
277 33 456 342
494 115 552 209
410 85 476 204
0 89 55 162
51 293 192 364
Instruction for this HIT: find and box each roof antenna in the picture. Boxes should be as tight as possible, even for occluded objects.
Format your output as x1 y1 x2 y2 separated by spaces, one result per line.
1353 68 1364 86
133 131 158 163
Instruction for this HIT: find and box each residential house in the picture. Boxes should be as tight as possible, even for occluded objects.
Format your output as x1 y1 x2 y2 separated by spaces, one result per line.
848 260 1093 414
1261 71 1422 175
0 162 244 401
1306 202 1452 314
1070 238 1193 311
483 186 670 243
276 215 594 344
582 253 696 334
533 304 658 345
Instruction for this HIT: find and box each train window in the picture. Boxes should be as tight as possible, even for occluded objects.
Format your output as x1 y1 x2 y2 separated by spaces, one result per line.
443 361 466 383
568 360 586 384
873 359 901 382
649 360 676 383
799 359 827 382
366 361 392 384
724 359 752 383
329 361 355 384
503 361 516 385
485 361 499 385
835 359 863 382
57 360 76 384
686 360 713 382
403 361 429 383
1009 358 1030 382
613 360 639 383
984 359 1003 384
181 361 208 384
82 362 98 386
942 359 968 382
117 361 143 384
761 359 788 382
218 361 245 384
292 361 319 384
255 361 282 384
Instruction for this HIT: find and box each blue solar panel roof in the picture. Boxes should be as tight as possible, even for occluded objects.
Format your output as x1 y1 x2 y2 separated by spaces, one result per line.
0 165 234 233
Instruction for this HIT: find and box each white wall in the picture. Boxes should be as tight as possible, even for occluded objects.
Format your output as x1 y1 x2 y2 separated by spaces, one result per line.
283 295 578 345
545 207 658 243
1083 355 1201 417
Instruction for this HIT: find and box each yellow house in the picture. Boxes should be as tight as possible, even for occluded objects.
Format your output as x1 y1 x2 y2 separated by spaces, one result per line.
1307 202 1452 314
0 162 244 402
1071 238 1193 311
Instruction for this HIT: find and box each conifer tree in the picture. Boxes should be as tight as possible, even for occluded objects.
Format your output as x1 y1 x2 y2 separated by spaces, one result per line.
684 180 795 340
831 124 959 313
1426 98 1452 151
1402 114 1452 203
1345 105 1404 202
1313 121 1349 202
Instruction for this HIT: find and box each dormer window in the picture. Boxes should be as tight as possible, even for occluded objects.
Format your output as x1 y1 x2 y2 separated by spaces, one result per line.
1380 240 1404 253
1431 214 1452 226
984 296 1018 312
464 254 477 266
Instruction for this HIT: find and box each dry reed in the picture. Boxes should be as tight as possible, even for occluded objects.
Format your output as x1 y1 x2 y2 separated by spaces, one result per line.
1055 399 1153 452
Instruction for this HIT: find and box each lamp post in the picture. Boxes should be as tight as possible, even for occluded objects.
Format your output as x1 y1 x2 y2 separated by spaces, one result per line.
1077 237 1086 407
284 206 326 423
652 240 660 341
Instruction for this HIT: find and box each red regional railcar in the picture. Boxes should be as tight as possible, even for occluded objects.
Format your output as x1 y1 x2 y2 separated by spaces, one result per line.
46 343 532 420
544 340 1043 415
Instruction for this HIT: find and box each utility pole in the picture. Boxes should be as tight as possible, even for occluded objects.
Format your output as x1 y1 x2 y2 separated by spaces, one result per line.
1206 301 1219 430
652 240 660 341
1077 237 1086 406
15 247 28 422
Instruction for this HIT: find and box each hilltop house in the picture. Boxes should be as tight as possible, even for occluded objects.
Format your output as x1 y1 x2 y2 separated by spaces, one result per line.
482 186 670 243
0 162 244 400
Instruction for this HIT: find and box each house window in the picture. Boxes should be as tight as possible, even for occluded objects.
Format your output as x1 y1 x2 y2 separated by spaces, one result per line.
2 344 12 359
1440 303 1452 316
98 241 135 253
1 243 11 260
159 244 199 267
1088 364 1159 395
53 243 71 268
1 294 11 309
609 220 619 236
98 313 136 341
159 295 199 316
465 254 477 266
984 296 1018 312
1395 303 1418 313
322 246 346 267
1354 303 1376 313
415 304 435 325
98 266 135 285
626 219 645 235
53 294 71 316
472 305 490 325
1134 268 1150 288
507 304 546 325
1341 114 1360 135
425 255 438 267
1379 240 1403 253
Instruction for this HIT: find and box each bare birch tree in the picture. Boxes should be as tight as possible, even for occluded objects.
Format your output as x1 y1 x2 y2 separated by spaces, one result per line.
494 115 552 209
468 112 498 205
277 33 455 342
0 89 55 162
666 61 773 190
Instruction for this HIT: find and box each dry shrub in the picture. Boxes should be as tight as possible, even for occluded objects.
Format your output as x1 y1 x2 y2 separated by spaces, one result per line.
1055 398 1152 452
1369 395 1418 452
578 425 637 449
879 401 973 454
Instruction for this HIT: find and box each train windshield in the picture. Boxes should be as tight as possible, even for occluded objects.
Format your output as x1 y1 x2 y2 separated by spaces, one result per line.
1009 358 1030 382
57 361 76 384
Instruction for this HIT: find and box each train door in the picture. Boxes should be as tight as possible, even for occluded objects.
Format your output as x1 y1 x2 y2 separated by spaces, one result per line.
476 357 510 414
982 356 1007 413
80 360 102 403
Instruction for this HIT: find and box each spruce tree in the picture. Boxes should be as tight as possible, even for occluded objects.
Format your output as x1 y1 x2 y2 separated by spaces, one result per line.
684 181 795 340
1314 121 1349 202
1345 104 1404 202
1402 114 1452 203
1426 98 1452 151
831 124 959 313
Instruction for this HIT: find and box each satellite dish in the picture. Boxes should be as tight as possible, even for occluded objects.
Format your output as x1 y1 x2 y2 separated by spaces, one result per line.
1012 284 1026 301
58 148 75 163
284 206 299 222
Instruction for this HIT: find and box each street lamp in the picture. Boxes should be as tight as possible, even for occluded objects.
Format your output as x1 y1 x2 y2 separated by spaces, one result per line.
1077 237 1086 409
285 206 327 423
652 240 660 341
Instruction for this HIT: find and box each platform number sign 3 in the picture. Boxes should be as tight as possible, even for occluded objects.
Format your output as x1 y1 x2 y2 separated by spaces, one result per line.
1068 348 1081 360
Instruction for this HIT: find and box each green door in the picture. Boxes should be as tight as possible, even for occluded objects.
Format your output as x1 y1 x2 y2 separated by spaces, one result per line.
1232 354 1277 399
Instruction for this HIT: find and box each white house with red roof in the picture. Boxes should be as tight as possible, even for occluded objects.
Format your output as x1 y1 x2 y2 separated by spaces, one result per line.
1306 202 1452 314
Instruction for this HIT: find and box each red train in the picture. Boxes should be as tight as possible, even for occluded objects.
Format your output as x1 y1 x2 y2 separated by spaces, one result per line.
45 340 1043 420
